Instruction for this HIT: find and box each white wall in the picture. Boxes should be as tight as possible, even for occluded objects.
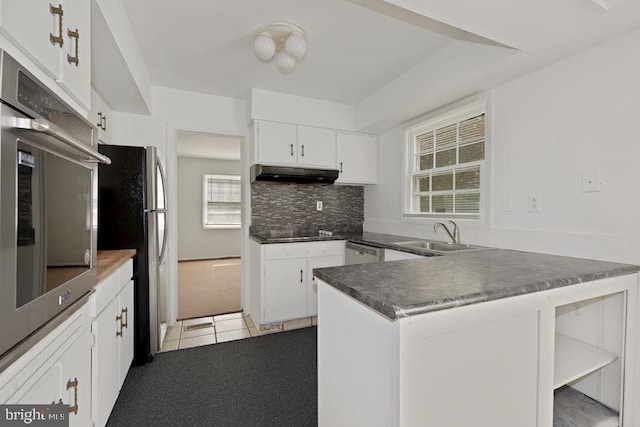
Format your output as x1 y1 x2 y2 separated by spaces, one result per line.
365 27 640 265
110 87 248 325
250 88 357 131
177 157 241 260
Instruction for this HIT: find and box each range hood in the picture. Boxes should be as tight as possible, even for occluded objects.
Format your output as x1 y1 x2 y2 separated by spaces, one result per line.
250 164 339 184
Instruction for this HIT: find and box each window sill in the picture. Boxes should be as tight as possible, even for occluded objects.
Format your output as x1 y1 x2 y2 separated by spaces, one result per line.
203 225 241 230
403 213 481 221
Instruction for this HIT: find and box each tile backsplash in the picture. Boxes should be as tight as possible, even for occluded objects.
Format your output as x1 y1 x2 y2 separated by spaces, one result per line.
250 181 364 236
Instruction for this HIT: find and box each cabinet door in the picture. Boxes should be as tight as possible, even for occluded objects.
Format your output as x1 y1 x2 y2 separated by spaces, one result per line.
0 0 61 79
90 89 111 144
56 0 91 110
400 310 539 427
263 258 308 323
118 280 135 386
58 327 92 427
307 255 344 317
12 364 61 405
336 133 377 184
91 298 121 427
256 121 298 165
297 126 336 168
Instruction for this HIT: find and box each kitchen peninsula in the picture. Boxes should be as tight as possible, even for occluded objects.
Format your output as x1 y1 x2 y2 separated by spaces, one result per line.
314 250 640 427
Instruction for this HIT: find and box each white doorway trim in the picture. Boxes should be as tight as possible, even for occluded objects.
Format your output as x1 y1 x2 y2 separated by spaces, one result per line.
165 122 249 326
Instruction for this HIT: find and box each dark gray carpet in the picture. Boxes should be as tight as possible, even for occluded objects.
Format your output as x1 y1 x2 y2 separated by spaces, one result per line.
107 327 317 427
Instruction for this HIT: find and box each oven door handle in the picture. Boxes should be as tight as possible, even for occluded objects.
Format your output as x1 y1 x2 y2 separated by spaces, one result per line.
15 118 111 165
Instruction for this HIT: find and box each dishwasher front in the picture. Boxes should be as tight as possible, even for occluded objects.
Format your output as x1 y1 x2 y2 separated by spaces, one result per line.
345 242 384 265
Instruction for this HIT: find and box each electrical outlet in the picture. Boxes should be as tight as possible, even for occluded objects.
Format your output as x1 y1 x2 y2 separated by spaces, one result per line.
528 195 541 213
316 201 323 211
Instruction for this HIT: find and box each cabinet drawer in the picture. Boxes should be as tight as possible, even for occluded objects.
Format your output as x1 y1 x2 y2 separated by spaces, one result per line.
91 272 120 318
91 259 133 316
118 260 133 292
264 241 345 260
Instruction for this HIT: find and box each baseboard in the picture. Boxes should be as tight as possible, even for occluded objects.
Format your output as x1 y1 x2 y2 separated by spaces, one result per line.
178 256 241 262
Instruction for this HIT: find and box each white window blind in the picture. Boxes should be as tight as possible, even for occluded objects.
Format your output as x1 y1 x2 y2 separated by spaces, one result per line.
203 174 241 228
406 102 485 218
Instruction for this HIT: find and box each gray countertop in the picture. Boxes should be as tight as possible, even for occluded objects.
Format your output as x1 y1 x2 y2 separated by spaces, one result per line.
250 231 442 257
313 249 640 320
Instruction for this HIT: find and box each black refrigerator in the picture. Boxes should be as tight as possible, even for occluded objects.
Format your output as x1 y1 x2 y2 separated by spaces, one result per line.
97 145 168 365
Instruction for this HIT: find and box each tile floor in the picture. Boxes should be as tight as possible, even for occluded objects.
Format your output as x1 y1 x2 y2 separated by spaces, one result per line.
159 312 317 352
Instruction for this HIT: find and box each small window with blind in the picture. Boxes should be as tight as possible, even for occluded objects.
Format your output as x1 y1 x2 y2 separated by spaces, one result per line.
405 102 485 219
203 174 241 229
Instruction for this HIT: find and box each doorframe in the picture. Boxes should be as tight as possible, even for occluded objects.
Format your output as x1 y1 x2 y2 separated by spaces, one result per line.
165 123 249 326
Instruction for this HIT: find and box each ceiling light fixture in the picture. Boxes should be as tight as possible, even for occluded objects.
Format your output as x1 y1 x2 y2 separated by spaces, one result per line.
254 21 307 75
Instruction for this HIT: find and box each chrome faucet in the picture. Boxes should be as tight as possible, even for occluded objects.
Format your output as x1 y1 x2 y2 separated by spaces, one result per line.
433 220 459 244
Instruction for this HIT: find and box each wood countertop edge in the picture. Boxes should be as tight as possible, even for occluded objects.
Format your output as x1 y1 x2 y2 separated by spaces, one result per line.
97 249 136 282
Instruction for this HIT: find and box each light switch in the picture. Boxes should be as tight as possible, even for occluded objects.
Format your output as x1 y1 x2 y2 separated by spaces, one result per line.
582 171 601 193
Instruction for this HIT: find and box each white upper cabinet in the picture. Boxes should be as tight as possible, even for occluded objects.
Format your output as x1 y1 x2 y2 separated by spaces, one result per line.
0 0 61 78
255 121 336 169
57 0 91 110
297 126 336 168
255 121 298 165
89 88 113 144
336 132 377 184
0 0 91 110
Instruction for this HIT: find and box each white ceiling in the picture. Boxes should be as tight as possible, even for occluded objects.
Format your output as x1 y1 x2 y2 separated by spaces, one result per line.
120 0 640 114
120 0 496 104
176 132 242 160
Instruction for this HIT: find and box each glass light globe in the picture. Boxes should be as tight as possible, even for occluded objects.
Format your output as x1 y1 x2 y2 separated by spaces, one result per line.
276 51 296 75
254 32 276 61
285 32 307 61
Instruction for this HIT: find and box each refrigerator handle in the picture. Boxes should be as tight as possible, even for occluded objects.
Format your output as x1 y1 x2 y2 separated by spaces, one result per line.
159 214 168 264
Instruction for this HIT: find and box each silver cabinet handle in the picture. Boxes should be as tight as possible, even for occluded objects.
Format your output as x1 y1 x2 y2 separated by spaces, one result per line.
301 144 304 157
67 28 79 66
97 112 107 131
339 162 343 173
290 144 294 156
49 4 64 47
300 269 303 283
15 118 111 164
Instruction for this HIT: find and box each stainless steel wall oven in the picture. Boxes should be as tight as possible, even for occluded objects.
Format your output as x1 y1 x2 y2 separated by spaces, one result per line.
0 50 110 360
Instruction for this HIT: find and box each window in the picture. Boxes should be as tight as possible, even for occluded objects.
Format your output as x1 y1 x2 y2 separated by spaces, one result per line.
203 174 241 228
405 102 485 218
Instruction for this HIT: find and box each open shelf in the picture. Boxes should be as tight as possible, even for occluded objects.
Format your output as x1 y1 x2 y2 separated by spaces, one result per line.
554 334 617 389
554 386 619 427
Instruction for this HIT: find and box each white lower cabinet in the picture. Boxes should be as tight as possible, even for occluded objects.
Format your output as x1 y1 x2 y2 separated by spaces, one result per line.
307 255 343 317
264 258 309 323
0 258 134 427
16 324 91 427
318 273 639 427
91 259 134 427
250 240 344 326
58 329 92 427
0 301 92 427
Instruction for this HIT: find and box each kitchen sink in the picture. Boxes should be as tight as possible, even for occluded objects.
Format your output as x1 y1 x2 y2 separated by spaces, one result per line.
393 240 487 253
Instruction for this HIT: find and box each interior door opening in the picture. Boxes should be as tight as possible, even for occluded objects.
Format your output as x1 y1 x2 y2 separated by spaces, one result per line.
166 131 248 350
